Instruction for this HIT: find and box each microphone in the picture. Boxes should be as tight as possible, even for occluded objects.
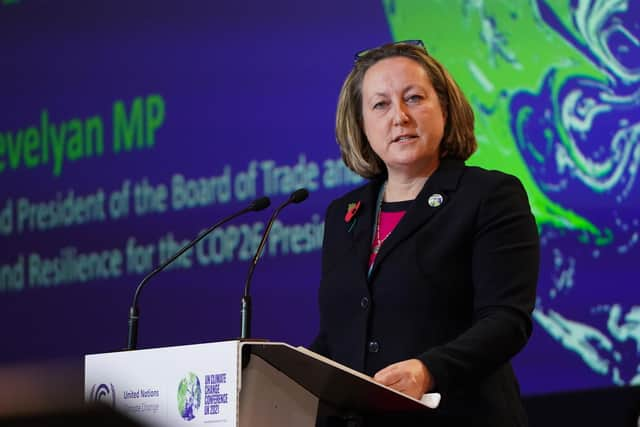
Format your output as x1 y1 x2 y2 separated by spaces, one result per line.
126 196 271 350
240 188 309 339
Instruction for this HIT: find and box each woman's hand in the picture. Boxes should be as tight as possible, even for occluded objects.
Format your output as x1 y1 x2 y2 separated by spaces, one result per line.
373 358 434 400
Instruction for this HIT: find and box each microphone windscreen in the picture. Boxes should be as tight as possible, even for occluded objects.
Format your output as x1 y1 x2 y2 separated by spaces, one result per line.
249 196 271 211
289 188 309 204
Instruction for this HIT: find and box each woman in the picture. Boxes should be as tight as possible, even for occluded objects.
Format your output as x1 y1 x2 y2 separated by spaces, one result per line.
311 41 539 426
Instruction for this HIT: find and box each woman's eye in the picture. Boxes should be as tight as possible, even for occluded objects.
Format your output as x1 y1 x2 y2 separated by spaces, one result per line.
406 94 423 103
372 101 387 110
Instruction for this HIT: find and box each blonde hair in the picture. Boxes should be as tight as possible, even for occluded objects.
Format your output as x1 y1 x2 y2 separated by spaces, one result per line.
336 42 477 178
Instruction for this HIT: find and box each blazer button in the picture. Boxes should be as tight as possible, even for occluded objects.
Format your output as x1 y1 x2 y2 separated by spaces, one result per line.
360 297 369 310
368 340 380 353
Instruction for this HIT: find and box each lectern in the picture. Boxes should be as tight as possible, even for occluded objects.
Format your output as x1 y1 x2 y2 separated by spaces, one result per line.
85 341 439 426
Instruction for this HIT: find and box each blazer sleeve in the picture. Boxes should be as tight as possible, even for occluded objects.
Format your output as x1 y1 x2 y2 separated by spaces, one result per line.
418 173 539 393
308 199 339 358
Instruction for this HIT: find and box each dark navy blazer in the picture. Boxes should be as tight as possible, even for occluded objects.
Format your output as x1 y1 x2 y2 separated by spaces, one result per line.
311 158 539 427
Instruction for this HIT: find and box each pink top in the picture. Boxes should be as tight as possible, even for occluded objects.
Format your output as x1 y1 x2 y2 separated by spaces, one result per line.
368 209 406 267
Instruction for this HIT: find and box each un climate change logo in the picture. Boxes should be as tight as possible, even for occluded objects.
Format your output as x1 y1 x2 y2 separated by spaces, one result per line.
177 373 201 421
89 383 116 407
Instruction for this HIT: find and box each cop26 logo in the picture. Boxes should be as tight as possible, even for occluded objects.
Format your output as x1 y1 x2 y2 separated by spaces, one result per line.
177 373 202 421
89 383 116 407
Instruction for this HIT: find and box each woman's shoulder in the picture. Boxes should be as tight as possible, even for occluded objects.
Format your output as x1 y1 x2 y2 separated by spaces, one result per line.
328 178 380 207
331 182 370 203
321 178 382 228
460 163 526 193
457 164 533 216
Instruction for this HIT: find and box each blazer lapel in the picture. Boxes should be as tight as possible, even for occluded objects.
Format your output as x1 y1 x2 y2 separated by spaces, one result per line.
348 178 383 280
368 158 465 280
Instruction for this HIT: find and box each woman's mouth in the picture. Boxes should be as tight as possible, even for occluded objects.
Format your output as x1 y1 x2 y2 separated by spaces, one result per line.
392 134 418 143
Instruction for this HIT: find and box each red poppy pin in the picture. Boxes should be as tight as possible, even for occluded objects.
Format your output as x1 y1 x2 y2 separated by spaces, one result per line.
344 201 361 223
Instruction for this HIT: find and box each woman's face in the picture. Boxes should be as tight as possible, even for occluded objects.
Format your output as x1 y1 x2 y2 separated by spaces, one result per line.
361 56 445 177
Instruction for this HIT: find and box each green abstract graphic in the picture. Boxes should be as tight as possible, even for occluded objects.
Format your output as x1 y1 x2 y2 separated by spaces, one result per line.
385 0 606 235
384 0 640 388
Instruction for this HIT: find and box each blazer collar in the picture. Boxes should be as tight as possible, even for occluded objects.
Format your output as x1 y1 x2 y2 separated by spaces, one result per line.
352 158 466 281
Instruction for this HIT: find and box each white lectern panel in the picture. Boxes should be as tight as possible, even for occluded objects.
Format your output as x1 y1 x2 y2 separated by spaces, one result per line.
85 341 239 426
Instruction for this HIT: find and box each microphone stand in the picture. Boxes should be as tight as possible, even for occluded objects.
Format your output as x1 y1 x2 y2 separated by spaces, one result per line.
126 197 270 350
240 189 308 339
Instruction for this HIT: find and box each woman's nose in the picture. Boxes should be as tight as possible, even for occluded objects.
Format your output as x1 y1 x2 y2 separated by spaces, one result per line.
391 102 410 125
